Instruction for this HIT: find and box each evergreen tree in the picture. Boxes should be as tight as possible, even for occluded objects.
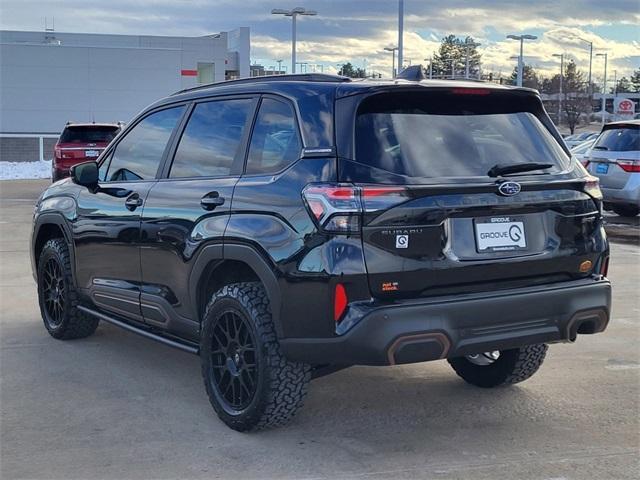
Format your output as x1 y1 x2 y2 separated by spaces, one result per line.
431 35 481 79
508 64 540 90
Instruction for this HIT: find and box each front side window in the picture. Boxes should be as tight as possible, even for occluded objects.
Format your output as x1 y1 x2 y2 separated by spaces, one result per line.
170 99 252 178
246 98 302 175
104 106 185 182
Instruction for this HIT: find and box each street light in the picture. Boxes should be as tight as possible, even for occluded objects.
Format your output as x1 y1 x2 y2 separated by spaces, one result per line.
464 40 481 79
271 7 318 74
424 56 433 79
276 59 283 74
507 34 537 87
552 53 564 125
397 0 404 77
596 52 608 125
384 46 398 78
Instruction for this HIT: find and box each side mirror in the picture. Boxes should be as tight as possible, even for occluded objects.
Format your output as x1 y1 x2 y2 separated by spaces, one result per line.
71 161 99 188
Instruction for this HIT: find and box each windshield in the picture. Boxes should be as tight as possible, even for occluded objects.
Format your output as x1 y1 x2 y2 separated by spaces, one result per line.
592 126 639 152
60 126 120 144
355 97 569 180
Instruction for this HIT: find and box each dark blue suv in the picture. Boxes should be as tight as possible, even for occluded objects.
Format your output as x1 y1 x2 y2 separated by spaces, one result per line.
31 74 611 431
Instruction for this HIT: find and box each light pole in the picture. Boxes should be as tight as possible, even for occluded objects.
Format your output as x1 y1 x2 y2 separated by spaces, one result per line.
397 0 404 77
385 46 398 78
507 34 537 87
277 59 283 74
552 53 564 125
464 40 481 79
596 52 608 125
271 7 318 74
424 56 433 79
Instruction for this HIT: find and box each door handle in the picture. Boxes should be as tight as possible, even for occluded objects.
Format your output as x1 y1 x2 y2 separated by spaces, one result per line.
124 193 143 211
200 192 225 210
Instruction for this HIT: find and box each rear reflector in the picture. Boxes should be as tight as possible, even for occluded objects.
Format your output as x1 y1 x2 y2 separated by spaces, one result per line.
616 159 640 173
334 283 348 322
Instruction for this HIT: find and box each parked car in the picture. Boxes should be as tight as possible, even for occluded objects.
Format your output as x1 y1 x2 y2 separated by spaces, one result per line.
571 138 597 165
564 132 599 149
52 122 123 181
584 120 640 217
31 74 611 431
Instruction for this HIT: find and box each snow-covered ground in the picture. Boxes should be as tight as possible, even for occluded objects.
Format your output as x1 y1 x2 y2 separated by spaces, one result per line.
0 160 52 180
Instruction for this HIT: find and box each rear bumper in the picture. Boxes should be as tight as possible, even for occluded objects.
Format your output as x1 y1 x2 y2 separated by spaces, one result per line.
280 278 611 366
601 177 640 207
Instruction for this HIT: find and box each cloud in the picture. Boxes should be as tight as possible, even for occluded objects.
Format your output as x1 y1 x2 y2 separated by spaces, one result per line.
1 0 637 78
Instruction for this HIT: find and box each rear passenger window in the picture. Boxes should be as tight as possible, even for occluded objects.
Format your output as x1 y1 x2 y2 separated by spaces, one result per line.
105 106 184 182
170 99 252 178
246 98 301 175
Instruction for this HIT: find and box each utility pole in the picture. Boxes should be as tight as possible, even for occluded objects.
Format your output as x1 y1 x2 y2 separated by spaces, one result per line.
552 53 564 125
397 0 404 76
271 7 318 74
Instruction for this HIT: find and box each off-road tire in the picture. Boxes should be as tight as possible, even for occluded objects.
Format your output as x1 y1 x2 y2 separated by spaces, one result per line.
200 282 311 432
612 205 639 218
448 344 548 388
37 238 99 339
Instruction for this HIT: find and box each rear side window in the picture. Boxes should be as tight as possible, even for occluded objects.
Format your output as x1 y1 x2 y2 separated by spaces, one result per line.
105 106 185 182
246 98 301 175
592 126 639 152
170 99 252 178
354 92 569 181
60 126 120 143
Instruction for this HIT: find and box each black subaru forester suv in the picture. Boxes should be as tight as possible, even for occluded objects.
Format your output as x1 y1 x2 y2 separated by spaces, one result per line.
31 74 611 431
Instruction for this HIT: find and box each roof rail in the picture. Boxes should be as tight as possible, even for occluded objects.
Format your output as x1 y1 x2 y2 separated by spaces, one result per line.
172 73 351 96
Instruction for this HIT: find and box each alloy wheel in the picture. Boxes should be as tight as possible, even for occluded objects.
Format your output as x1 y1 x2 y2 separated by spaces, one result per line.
41 258 66 329
466 351 500 366
209 310 259 413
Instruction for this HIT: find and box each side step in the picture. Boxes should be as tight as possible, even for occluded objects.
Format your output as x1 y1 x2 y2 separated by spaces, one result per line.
78 306 199 355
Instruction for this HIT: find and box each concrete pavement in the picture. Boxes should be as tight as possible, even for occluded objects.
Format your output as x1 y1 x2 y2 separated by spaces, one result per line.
1 180 639 479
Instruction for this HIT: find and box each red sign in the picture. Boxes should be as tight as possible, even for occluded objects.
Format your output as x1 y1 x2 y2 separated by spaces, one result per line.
181 69 197 77
617 99 634 113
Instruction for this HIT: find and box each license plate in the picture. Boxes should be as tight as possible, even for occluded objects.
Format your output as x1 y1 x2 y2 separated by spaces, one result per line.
475 218 527 252
596 163 609 174
85 150 99 157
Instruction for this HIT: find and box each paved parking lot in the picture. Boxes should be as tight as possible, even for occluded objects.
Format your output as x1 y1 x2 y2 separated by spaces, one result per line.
1 180 639 480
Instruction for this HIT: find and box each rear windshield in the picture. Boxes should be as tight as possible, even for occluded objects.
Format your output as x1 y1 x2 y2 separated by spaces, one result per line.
60 126 120 144
354 92 569 180
592 125 639 152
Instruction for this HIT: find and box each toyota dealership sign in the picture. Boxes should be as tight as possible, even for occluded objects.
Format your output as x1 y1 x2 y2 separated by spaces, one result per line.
615 98 636 119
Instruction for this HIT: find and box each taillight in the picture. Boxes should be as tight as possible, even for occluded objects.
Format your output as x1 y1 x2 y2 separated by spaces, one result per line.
334 283 348 322
582 176 602 200
616 159 640 173
302 184 409 233
599 256 610 277
450 88 491 95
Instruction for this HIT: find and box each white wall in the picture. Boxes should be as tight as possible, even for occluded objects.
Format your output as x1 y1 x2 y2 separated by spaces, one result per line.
0 30 250 134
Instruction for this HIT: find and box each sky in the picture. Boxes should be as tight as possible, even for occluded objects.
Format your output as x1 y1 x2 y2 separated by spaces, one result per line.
1 0 638 80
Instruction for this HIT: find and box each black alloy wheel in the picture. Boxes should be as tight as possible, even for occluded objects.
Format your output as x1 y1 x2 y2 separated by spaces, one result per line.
209 309 259 412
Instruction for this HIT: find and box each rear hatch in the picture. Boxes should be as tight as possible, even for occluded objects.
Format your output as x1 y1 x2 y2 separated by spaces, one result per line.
55 125 120 166
338 88 605 299
585 123 640 189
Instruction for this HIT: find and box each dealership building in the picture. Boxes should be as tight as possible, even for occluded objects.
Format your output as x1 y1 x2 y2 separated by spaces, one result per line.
0 28 250 162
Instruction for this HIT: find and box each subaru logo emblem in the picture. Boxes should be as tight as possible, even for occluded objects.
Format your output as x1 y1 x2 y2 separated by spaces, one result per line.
497 181 521 196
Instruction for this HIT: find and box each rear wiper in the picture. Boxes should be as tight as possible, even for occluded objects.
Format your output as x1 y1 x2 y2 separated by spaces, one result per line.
592 145 608 150
487 163 553 177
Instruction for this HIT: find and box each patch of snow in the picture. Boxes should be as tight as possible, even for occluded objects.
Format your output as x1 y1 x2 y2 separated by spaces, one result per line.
0 160 52 180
